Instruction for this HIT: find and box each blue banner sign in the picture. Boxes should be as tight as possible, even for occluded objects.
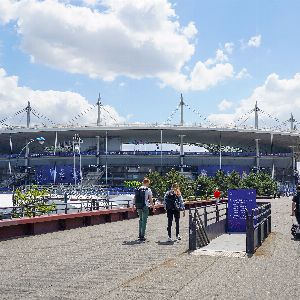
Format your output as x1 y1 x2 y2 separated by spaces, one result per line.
36 165 81 184
227 189 256 232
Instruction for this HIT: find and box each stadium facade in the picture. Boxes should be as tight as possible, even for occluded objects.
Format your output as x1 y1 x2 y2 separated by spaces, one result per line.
0 97 299 187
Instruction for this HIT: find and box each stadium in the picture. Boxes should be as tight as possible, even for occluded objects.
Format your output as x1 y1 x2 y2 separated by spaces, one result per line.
0 95 299 188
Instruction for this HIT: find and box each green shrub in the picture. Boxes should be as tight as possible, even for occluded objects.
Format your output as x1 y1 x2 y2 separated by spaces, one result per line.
13 186 56 217
145 169 277 199
123 180 141 189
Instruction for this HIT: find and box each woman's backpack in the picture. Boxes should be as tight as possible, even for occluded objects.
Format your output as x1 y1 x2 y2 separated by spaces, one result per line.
165 191 180 211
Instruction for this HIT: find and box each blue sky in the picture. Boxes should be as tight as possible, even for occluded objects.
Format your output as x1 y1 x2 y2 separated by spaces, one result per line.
0 0 300 128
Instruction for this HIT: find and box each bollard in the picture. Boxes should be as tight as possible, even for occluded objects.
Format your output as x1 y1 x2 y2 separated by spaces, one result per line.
246 210 255 254
216 203 220 222
204 206 208 227
257 208 262 246
64 192 68 214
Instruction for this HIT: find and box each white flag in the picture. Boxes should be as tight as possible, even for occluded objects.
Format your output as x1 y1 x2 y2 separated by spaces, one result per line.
54 131 58 154
9 135 12 152
53 164 57 184
8 161 12 175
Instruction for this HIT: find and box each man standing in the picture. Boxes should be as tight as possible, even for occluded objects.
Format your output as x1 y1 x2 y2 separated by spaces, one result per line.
133 178 155 241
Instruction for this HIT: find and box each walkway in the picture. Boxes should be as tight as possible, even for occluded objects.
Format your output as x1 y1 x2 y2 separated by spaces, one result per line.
0 198 299 299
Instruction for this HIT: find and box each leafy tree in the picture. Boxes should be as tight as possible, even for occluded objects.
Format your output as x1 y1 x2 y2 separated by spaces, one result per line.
147 171 167 200
144 169 277 200
164 169 195 199
227 171 241 190
195 175 216 199
214 170 228 196
240 172 277 196
13 186 56 217
123 180 141 189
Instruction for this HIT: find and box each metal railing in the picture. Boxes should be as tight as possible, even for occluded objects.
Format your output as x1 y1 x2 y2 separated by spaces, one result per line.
0 197 132 220
189 203 227 250
246 203 271 254
0 151 292 159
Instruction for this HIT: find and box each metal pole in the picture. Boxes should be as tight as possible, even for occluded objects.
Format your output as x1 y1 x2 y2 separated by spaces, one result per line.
219 133 222 170
160 129 163 174
270 133 275 179
26 101 31 129
289 113 295 132
97 93 101 126
254 101 259 130
180 93 184 126
105 131 108 185
79 146 82 185
96 135 100 172
25 101 31 181
179 135 185 172
73 138 76 185
291 146 296 186
255 138 260 173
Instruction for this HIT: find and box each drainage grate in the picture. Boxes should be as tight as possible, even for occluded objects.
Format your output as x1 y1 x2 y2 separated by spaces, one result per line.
192 249 247 258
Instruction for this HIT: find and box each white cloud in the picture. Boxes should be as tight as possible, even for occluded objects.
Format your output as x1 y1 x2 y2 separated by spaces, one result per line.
160 61 234 91
205 49 228 66
0 68 124 126
0 1 194 81
82 0 99 6
224 42 234 54
248 34 262 48
218 99 233 111
0 0 235 91
208 73 300 128
181 21 198 40
236 68 251 79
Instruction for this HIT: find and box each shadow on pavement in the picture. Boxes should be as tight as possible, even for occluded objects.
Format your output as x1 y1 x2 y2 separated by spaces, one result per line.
156 240 175 245
122 240 145 245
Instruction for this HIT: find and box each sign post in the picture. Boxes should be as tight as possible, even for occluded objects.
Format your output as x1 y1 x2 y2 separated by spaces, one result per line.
227 189 256 232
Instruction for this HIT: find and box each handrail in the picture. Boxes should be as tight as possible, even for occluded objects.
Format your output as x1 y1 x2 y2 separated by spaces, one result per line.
246 203 271 254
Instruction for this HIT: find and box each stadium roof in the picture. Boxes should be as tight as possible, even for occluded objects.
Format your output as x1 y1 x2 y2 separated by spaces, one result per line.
0 125 299 154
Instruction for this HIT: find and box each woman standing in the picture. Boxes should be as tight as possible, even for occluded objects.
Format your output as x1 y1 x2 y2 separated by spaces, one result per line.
164 183 185 242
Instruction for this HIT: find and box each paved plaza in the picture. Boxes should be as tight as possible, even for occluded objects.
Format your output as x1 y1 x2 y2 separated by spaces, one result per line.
0 198 299 300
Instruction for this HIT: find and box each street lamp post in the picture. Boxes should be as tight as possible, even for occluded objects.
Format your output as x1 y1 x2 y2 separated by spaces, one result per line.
179 134 186 173
72 134 83 185
12 137 45 203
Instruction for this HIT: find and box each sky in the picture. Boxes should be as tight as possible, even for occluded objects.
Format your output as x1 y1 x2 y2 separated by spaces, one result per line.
0 0 300 129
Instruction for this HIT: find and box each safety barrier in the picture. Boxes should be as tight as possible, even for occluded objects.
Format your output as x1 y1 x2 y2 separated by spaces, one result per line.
246 203 271 254
0 151 292 159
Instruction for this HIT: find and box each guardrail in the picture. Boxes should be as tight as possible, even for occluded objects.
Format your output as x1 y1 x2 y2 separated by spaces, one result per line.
246 203 271 254
0 151 292 159
0 197 132 220
189 203 227 250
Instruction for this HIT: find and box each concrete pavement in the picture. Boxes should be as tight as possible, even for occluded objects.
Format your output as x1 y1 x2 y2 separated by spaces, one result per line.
0 198 299 300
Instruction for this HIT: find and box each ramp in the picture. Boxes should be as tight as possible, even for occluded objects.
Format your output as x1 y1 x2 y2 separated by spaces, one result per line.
193 233 247 258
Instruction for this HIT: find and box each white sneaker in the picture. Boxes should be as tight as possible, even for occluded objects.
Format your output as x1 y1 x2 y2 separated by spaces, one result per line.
167 237 172 242
176 235 181 241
